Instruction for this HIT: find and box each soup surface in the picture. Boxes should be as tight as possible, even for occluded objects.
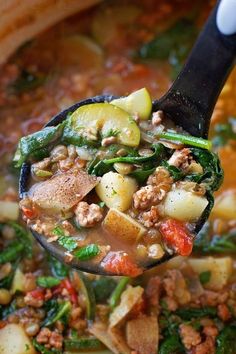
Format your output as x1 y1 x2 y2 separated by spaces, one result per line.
0 1 235 353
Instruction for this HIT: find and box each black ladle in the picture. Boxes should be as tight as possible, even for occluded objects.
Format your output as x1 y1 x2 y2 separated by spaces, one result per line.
19 0 236 275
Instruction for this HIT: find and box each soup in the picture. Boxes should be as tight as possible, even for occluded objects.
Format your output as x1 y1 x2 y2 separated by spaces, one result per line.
16 88 222 276
0 1 235 353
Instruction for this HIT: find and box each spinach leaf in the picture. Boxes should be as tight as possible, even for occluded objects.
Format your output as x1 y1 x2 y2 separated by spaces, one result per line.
138 20 198 79
92 277 117 303
194 223 236 254
90 143 166 177
61 124 99 147
216 325 236 354
161 160 184 181
64 337 103 351
74 244 100 261
9 70 46 94
0 241 24 264
48 255 69 279
9 221 33 258
58 236 77 252
53 226 78 252
187 148 224 192
42 299 71 327
32 339 62 354
199 271 211 285
129 167 156 183
13 124 63 168
175 306 217 320
212 117 236 147
159 335 185 354
36 276 60 288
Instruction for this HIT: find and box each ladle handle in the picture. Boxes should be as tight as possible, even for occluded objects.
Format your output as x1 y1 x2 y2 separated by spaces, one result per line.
157 0 236 138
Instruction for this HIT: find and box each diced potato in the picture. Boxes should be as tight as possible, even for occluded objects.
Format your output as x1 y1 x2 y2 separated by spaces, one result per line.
70 103 140 147
11 268 25 294
163 188 208 222
187 257 233 291
96 172 137 212
0 201 19 222
29 169 98 213
0 324 36 354
212 191 236 220
111 88 152 120
103 208 146 243
109 286 144 327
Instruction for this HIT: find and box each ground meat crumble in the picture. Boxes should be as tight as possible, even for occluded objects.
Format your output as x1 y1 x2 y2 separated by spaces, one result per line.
74 201 104 227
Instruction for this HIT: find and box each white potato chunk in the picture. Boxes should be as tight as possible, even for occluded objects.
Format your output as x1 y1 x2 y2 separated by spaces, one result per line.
109 286 144 327
0 324 36 354
96 172 137 211
212 191 236 220
11 268 25 294
163 188 208 222
103 208 146 243
188 257 233 291
0 201 19 222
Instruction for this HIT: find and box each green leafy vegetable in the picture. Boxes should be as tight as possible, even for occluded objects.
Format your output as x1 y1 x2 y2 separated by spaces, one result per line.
8 221 33 258
9 70 46 94
199 271 211 285
13 124 63 168
57 236 77 252
36 276 61 288
129 167 156 183
216 325 236 354
53 226 78 252
0 241 24 264
188 148 224 192
212 117 236 147
158 131 212 150
32 339 62 354
64 337 103 350
61 117 99 147
102 129 120 138
109 276 130 309
194 225 236 254
90 143 166 177
159 334 185 354
175 306 217 320
92 277 117 303
138 20 198 79
74 244 100 261
161 161 184 181
42 299 71 327
48 255 69 279
75 271 96 320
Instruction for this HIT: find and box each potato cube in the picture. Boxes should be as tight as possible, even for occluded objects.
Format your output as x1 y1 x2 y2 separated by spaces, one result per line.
0 324 36 354
188 256 233 291
96 172 137 212
163 188 208 222
103 208 146 243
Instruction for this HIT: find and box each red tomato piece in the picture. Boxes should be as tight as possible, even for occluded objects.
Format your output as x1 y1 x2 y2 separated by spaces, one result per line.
159 218 193 256
53 278 78 304
21 206 37 219
28 288 45 300
102 252 143 277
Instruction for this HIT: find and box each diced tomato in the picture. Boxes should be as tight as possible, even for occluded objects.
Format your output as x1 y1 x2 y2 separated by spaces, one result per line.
28 288 45 300
102 252 143 277
159 218 193 256
21 206 37 219
53 278 78 304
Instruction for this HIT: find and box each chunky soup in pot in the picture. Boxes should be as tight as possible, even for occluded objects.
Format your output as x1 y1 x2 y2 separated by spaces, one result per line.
0 1 235 353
